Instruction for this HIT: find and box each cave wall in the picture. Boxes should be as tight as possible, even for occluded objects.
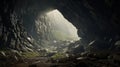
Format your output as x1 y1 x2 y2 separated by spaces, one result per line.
56 0 120 49
0 0 120 51
0 0 58 51
0 0 35 51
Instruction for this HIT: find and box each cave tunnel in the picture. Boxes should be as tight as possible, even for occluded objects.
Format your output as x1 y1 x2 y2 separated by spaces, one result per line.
0 0 120 67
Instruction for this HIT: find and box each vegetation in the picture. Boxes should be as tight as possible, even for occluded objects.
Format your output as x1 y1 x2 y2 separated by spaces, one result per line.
51 52 67 60
21 51 40 58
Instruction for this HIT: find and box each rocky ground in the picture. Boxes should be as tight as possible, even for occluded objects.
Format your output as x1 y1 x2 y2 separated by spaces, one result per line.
0 50 120 67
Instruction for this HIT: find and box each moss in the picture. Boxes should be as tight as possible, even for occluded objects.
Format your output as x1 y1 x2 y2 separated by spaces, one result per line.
0 49 40 59
51 53 66 60
21 51 40 58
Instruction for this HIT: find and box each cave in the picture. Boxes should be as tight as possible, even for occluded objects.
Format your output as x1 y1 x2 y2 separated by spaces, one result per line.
0 0 120 67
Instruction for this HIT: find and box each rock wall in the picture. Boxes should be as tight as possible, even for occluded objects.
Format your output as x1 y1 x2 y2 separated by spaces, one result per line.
56 0 120 50
0 0 34 51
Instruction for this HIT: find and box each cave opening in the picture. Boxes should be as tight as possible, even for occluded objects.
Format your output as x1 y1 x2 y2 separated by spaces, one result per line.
35 9 80 53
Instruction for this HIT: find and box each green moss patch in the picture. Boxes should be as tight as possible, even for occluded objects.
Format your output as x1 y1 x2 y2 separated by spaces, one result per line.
51 53 67 60
21 51 40 58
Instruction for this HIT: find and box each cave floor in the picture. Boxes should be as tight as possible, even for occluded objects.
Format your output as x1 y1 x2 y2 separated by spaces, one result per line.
0 51 120 67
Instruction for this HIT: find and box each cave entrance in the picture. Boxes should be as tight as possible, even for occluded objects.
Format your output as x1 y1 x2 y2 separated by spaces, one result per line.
35 9 80 53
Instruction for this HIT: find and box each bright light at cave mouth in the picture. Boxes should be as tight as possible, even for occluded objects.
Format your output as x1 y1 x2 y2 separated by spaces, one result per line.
36 9 80 52
46 9 80 41
36 9 80 42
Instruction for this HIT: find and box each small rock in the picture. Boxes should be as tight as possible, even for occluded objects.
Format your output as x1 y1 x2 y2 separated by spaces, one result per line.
0 51 6 56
